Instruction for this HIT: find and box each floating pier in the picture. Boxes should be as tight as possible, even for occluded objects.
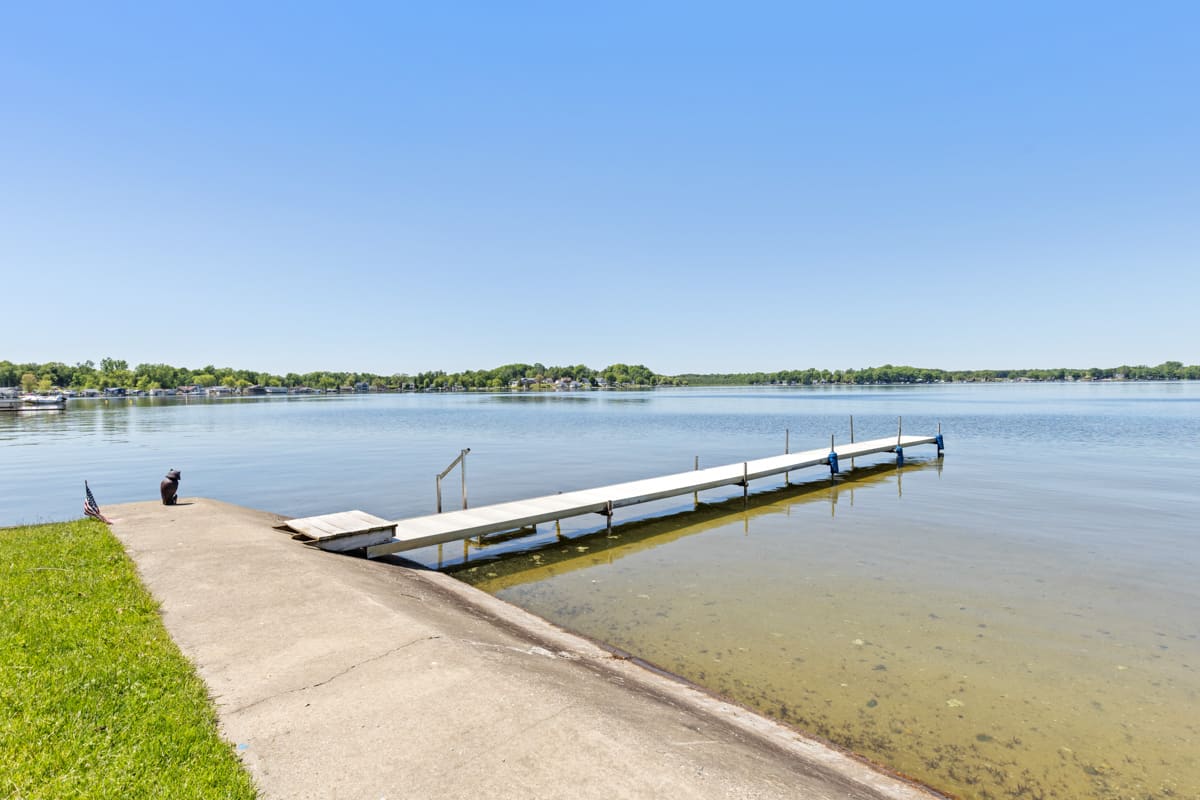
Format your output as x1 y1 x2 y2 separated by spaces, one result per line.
282 426 944 558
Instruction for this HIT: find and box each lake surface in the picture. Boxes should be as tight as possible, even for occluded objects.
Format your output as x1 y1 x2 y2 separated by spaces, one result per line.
3 384 1197 799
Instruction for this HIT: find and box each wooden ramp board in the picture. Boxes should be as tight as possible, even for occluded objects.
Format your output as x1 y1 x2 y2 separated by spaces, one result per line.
276 510 397 552
363 433 938 559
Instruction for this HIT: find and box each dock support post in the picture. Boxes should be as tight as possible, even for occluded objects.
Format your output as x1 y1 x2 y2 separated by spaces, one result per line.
743 462 749 507
828 434 839 475
895 417 904 465
936 421 944 456
594 501 614 530
785 428 790 485
693 456 699 506
849 415 855 469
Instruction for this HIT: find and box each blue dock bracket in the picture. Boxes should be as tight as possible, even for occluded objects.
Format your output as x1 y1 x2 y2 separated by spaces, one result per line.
828 434 839 475
935 422 945 456
895 417 904 466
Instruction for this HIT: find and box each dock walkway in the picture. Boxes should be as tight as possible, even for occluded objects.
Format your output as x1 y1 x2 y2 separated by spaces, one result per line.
286 432 942 558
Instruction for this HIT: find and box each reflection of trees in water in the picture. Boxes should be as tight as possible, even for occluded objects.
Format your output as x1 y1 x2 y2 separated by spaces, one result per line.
487 394 596 403
95 400 132 440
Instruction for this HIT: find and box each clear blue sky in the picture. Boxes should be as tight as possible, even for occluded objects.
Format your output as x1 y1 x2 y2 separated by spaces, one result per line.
3 2 1196 375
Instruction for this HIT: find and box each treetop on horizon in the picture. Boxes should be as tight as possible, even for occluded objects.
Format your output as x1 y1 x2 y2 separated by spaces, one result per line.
1 358 1196 392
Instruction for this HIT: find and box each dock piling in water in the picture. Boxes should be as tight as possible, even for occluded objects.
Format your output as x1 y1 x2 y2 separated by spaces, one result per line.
785 429 790 485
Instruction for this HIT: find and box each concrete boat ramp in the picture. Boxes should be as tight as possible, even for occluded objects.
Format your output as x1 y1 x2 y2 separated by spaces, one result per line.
111 498 944 799
282 432 944 557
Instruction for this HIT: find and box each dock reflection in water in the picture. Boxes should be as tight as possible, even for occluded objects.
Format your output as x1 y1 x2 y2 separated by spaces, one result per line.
448 458 933 588
451 457 1197 800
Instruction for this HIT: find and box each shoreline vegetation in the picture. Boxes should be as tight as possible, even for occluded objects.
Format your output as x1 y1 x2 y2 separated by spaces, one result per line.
2 357 1197 395
0 520 256 799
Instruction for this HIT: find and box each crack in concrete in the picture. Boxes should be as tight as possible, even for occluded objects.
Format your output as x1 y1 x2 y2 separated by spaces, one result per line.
228 634 441 714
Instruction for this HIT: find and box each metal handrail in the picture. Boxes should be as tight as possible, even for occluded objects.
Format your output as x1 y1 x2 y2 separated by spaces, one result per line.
436 448 470 513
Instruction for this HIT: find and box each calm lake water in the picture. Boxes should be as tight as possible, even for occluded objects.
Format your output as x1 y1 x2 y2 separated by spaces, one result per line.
3 384 1198 799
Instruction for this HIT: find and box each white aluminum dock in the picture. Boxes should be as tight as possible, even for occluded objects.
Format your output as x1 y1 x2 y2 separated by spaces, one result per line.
298 432 941 559
276 510 397 551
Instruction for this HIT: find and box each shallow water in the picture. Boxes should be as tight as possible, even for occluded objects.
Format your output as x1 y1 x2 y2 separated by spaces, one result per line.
456 384 1200 800
3 383 1198 798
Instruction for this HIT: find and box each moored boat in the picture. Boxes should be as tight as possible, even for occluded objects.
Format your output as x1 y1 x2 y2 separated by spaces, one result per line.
1 388 22 412
20 393 68 410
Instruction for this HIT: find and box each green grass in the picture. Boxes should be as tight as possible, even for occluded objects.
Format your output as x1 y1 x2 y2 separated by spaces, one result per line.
0 520 256 800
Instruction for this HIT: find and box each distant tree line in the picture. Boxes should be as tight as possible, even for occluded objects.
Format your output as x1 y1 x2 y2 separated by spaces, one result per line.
0 358 682 392
2 358 1196 394
677 361 1200 385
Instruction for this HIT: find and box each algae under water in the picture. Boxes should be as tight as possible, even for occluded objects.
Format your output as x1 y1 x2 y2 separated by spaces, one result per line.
449 390 1200 800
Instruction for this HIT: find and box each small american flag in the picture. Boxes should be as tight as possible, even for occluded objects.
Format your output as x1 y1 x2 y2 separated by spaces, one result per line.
84 481 112 524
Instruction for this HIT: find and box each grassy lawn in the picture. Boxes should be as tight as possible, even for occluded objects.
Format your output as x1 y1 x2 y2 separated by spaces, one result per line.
0 520 256 800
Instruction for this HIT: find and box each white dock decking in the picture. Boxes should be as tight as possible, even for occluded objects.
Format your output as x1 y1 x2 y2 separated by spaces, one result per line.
276 510 397 552
339 433 940 559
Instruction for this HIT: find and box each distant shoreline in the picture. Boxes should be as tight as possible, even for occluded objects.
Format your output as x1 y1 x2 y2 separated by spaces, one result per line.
2 358 1196 395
